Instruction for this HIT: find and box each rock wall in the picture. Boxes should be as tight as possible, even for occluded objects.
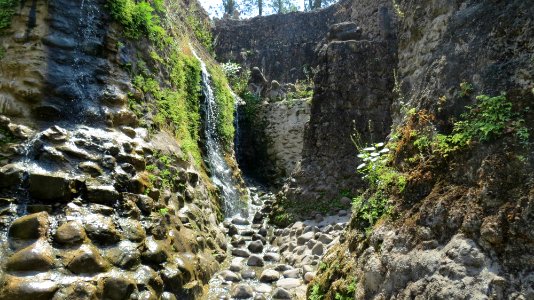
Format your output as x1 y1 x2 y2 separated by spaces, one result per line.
308 1 534 299
213 1 350 83
237 99 310 184
0 0 232 299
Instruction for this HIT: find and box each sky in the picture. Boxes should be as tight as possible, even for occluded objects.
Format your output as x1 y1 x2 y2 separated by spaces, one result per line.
198 0 306 19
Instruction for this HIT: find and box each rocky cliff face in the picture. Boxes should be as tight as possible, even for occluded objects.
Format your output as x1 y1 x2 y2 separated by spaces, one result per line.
237 99 310 184
0 0 234 299
307 1 534 299
213 1 350 83
215 0 534 299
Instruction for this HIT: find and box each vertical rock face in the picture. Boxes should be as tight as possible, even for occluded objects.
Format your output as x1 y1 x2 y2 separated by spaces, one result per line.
238 99 310 184
213 1 350 83
0 0 230 299
282 39 395 207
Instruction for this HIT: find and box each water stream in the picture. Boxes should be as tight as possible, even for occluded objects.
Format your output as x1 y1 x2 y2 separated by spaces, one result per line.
191 49 244 217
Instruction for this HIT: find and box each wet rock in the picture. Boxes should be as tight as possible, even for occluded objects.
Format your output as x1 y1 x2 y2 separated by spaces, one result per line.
276 278 301 289
241 229 255 237
231 236 246 248
118 219 146 242
0 277 58 300
272 287 292 299
134 265 164 294
86 184 120 205
102 276 136 300
8 211 49 242
106 240 141 269
247 254 265 267
6 240 54 272
51 281 99 300
258 227 268 237
65 244 110 274
84 214 121 245
282 269 300 278
297 231 314 245
42 125 68 143
338 209 348 216
311 242 324 255
264 252 280 262
242 270 257 279
220 270 241 282
29 173 73 201
161 292 177 300
252 233 267 243
232 217 250 225
253 212 264 224
317 233 333 245
0 164 24 189
231 284 254 299
54 221 86 245
232 248 251 258
123 193 154 215
142 236 169 264
79 162 103 177
230 259 243 272
260 269 280 283
248 240 264 253
304 272 316 283
274 264 293 272
254 284 272 295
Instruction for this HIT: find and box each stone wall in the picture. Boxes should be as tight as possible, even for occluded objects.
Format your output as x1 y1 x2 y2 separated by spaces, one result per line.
213 1 351 83
237 98 310 185
0 0 230 299
308 1 534 299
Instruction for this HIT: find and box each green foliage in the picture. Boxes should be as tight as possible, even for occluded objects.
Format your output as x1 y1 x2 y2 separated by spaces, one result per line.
286 79 314 100
273 212 293 227
209 65 236 149
309 284 324 300
0 0 17 30
334 278 357 300
353 142 405 229
186 15 213 54
453 93 526 144
221 62 250 96
459 81 473 97
107 0 168 45
159 207 169 216
129 52 203 165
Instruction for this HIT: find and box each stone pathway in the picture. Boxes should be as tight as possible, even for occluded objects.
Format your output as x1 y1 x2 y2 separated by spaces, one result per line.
206 187 350 300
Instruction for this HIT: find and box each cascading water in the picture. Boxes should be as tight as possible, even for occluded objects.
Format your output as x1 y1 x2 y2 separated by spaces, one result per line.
191 49 244 217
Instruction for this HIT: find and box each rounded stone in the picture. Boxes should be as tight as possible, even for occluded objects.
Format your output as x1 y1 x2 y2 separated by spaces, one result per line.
6 240 54 272
220 270 241 282
259 269 280 283
241 270 257 279
248 240 264 253
304 272 316 283
247 254 265 267
8 212 50 242
230 284 254 299
272 287 291 299
54 221 86 245
65 244 110 274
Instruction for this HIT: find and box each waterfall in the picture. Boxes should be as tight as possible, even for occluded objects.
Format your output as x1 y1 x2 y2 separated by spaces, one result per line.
191 49 244 217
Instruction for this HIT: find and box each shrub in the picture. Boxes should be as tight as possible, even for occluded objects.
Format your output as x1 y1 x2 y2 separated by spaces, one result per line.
107 0 168 45
209 65 236 149
0 0 17 30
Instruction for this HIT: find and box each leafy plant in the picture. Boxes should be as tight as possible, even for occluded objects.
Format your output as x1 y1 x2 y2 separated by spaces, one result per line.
107 0 168 45
159 207 169 216
309 284 324 300
0 0 17 30
334 278 357 300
